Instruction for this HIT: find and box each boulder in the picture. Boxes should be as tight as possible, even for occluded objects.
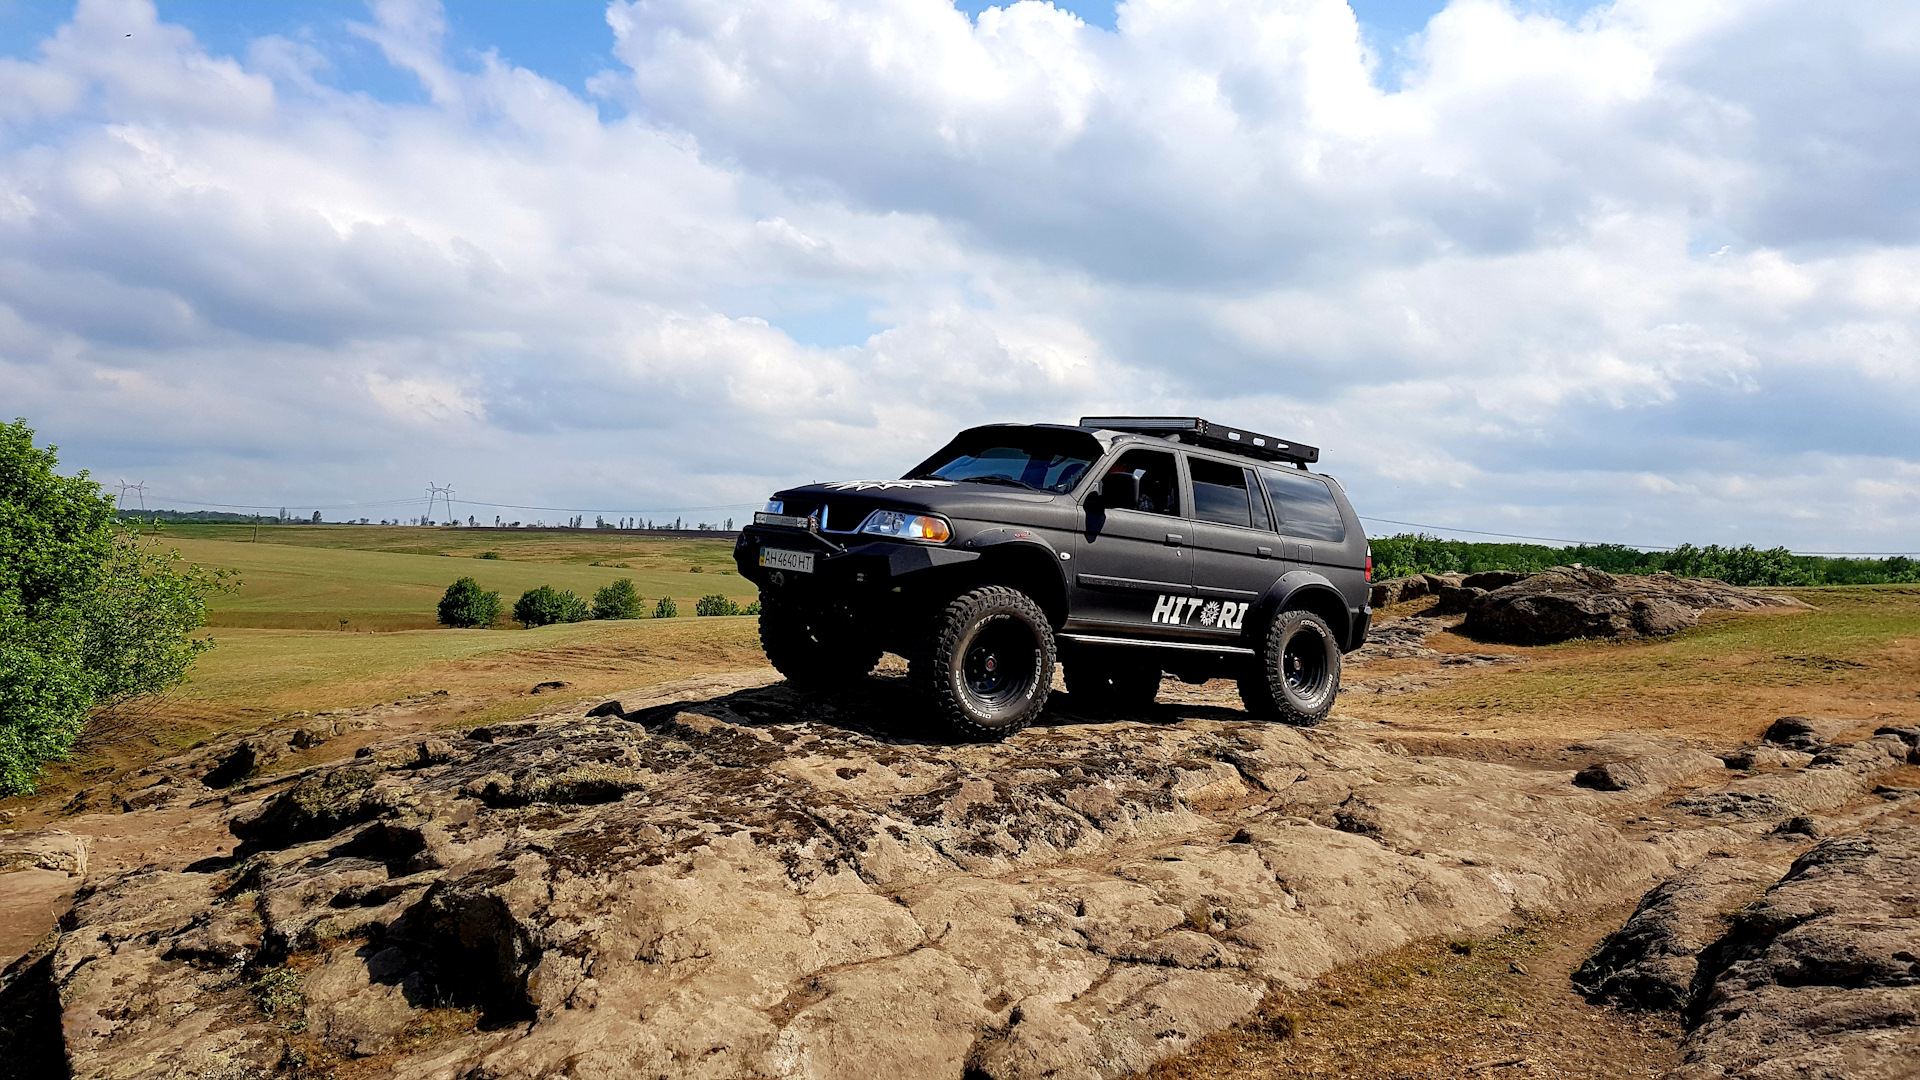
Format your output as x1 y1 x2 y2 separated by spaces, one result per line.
1368 575 1429 609
1678 809 1920 1079
1461 567 1810 646
1572 747 1723 792
0 829 88 877
1461 570 1528 592
1430 584 1488 616
1763 715 1854 751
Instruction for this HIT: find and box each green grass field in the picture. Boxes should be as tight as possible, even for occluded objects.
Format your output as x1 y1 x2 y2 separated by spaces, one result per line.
155 526 755 631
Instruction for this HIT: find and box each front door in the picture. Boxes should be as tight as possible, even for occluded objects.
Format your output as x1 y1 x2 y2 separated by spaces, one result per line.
1070 447 1191 633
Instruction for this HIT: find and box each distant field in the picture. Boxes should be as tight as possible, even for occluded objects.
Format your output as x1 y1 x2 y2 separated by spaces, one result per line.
154 527 755 631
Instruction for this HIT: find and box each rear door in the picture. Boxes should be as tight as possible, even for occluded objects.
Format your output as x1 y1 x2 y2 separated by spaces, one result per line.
1069 447 1192 633
1182 454 1283 637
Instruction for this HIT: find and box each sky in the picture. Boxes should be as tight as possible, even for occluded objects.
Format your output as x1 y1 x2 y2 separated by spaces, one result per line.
0 0 1915 550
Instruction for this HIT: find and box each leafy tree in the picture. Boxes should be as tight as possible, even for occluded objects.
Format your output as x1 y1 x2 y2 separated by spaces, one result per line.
652 596 678 619
695 593 741 616
437 577 501 628
1 420 232 794
513 585 590 627
591 578 644 620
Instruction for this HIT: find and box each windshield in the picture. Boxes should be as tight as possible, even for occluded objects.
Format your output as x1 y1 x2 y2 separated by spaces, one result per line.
909 429 1098 494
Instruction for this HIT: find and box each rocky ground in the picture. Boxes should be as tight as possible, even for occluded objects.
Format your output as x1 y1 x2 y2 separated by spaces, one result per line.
2 614 1916 1080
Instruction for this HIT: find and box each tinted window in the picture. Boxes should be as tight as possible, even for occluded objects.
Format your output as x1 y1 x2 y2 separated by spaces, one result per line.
1188 456 1252 528
1260 468 1346 542
1246 468 1272 531
1102 449 1181 516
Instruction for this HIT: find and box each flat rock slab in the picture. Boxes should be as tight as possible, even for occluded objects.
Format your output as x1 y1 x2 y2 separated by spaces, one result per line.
0 680 1702 1080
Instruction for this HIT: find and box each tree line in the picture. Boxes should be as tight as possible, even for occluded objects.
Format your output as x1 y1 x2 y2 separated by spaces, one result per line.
437 577 755 628
1370 534 1920 588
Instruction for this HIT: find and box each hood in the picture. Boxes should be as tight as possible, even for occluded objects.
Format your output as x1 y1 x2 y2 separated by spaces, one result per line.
771 478 1060 534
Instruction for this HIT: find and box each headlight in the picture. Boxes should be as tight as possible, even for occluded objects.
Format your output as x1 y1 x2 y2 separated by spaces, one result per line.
764 499 783 514
859 509 951 543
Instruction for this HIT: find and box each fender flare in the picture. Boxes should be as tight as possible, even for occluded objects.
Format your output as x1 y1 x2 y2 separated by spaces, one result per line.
960 529 1072 623
1249 571 1353 649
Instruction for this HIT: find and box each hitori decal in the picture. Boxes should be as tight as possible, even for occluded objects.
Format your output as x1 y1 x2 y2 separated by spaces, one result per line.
1151 595 1250 629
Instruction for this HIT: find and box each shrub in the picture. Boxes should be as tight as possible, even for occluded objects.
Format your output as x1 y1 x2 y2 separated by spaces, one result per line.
514 585 590 627
1 419 233 794
591 578 644 620
652 596 678 619
695 593 741 616
437 577 501 628
743 599 761 615
474 551 502 560
689 565 703 573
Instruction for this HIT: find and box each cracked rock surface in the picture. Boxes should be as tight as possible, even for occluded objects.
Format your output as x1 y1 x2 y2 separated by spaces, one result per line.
1 678 1726 1080
1461 567 1810 646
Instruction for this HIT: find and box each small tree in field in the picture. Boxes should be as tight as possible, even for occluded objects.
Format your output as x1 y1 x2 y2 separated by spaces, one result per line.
652 596 678 619
695 593 741 616
591 578 643 620
437 577 501 628
514 585 589 627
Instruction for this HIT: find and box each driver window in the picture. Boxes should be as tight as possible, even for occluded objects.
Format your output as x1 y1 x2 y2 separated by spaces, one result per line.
1103 449 1180 516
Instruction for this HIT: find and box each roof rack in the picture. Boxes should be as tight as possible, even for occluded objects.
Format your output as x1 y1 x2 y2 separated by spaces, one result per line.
1079 416 1319 466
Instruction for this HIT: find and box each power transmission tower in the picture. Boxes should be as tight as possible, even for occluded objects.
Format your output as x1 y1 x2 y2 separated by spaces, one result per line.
425 483 455 525
114 480 148 511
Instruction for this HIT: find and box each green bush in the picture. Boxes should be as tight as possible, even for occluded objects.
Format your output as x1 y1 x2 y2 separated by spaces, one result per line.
474 551 502 560
743 599 761 616
695 593 741 616
513 585 590 627
1 419 233 794
591 578 644 620
652 596 678 619
437 577 501 628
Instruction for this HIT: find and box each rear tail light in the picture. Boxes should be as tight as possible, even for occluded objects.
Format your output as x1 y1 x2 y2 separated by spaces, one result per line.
1365 554 1372 582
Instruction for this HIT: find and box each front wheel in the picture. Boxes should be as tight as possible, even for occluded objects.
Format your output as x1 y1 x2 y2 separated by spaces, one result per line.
1237 609 1340 726
912 585 1056 741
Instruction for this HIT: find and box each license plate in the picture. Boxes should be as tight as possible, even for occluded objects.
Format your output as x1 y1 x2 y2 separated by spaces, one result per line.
759 547 815 573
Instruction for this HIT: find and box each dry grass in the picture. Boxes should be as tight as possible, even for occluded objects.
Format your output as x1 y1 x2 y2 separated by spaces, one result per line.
1140 911 1681 1080
1343 586 1920 746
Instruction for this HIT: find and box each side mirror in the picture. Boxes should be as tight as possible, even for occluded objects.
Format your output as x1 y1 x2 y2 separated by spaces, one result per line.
1099 471 1138 510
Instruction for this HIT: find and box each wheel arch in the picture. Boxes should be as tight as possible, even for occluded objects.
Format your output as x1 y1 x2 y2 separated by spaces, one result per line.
1258 574 1352 648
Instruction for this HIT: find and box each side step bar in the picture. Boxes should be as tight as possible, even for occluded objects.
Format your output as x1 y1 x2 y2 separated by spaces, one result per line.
1057 633 1254 656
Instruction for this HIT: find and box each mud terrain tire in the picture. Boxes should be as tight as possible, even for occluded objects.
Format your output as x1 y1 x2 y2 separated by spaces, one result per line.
758 591 882 690
913 585 1056 741
1238 608 1340 726
1064 647 1160 715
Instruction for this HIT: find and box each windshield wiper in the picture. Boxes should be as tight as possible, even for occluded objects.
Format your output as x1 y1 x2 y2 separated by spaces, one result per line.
955 475 1038 490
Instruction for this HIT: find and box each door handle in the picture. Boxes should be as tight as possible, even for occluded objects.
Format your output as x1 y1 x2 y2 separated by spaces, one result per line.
1164 532 1184 546
1257 545 1273 558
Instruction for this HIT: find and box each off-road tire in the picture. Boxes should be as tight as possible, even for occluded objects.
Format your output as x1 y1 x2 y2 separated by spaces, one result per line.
1063 647 1160 716
1237 608 1340 726
758 591 882 690
912 585 1056 741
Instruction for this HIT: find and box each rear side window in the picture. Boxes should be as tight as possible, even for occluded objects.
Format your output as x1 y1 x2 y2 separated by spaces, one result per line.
1260 468 1347 542
1188 456 1252 528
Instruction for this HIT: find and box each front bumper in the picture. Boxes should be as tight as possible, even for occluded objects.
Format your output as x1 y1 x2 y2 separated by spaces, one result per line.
734 525 980 591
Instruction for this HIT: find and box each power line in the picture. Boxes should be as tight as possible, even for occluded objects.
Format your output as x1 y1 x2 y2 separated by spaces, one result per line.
1358 515 1918 557
138 492 761 516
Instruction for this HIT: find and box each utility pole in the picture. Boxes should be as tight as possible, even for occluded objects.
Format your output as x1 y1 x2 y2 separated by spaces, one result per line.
424 483 454 526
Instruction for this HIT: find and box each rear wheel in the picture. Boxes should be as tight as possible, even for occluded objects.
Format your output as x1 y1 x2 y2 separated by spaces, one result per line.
759 590 882 690
912 585 1055 741
1237 609 1340 726
1064 647 1161 715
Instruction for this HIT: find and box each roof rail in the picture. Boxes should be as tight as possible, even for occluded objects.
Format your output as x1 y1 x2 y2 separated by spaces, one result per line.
1078 416 1319 466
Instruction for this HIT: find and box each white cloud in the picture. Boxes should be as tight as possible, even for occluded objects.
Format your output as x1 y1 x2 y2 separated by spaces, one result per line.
0 0 1915 547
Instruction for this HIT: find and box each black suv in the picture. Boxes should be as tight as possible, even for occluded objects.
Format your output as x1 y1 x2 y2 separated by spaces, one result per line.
734 417 1372 740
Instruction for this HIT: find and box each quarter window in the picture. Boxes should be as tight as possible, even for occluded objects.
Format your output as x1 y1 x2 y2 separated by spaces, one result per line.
1189 456 1253 528
1260 468 1347 542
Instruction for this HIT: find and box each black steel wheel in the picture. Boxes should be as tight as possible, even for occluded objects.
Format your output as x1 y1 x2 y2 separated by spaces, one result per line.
1237 608 1340 726
912 585 1055 741
758 590 882 690
1063 646 1160 716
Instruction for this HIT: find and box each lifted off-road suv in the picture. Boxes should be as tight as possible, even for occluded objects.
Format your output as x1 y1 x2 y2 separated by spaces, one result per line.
734 417 1372 740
